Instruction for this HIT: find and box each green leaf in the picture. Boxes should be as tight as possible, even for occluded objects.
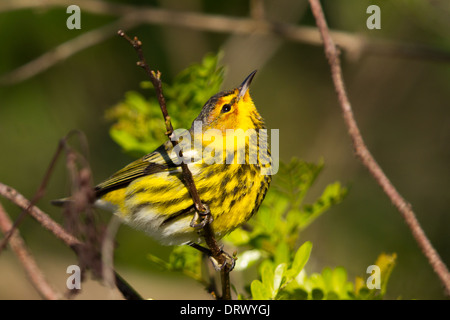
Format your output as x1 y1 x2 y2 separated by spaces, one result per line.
251 280 269 300
321 267 333 292
287 241 312 279
256 194 287 233
147 247 204 285
375 252 397 296
298 182 348 230
326 291 340 300
288 288 309 300
274 241 290 267
332 267 347 289
273 158 324 208
260 260 274 294
357 288 371 300
311 288 324 300
331 267 348 298
273 263 287 296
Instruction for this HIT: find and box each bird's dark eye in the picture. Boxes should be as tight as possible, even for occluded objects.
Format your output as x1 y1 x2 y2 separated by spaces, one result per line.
221 103 232 113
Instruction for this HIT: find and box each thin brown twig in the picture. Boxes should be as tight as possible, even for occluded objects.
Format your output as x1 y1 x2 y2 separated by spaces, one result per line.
0 138 67 252
1 0 450 85
102 215 122 299
118 30 232 300
0 202 60 300
0 130 89 252
308 0 450 296
0 182 81 248
116 31 209 221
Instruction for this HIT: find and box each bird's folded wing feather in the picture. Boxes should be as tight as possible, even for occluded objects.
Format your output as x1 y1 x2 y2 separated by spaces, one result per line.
95 141 179 197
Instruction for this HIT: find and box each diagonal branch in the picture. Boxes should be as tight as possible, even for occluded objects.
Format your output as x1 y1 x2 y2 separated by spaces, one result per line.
0 182 143 300
0 182 81 248
308 0 450 296
0 138 65 252
0 202 60 300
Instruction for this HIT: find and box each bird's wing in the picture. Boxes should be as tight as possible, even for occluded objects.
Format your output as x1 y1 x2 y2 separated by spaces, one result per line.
95 141 179 197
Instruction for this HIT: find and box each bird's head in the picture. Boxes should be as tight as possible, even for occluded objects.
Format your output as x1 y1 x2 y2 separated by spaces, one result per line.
192 70 265 133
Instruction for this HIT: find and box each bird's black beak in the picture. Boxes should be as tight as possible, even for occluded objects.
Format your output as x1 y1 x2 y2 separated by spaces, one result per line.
237 70 257 101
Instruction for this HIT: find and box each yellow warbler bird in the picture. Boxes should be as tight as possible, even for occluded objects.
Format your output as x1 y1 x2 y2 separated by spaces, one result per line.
59 71 272 247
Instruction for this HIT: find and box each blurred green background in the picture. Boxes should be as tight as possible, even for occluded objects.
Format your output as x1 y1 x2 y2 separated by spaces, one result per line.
0 0 449 299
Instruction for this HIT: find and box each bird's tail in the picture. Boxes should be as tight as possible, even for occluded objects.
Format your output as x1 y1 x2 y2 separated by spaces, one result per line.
50 198 72 207
51 197 116 212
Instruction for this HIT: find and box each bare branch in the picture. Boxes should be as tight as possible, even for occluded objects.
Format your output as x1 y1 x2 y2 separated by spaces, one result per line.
0 202 60 300
308 0 450 296
0 138 68 252
102 216 122 299
118 31 233 299
0 182 81 248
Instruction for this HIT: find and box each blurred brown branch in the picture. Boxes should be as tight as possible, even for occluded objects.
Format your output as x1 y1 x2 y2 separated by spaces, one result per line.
0 202 60 300
0 15 140 85
0 181 143 300
0 138 67 252
308 0 450 297
0 182 81 248
1 0 450 85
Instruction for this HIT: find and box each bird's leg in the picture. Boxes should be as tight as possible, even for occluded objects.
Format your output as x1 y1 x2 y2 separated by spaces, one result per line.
188 203 235 271
187 242 236 272
189 203 213 229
